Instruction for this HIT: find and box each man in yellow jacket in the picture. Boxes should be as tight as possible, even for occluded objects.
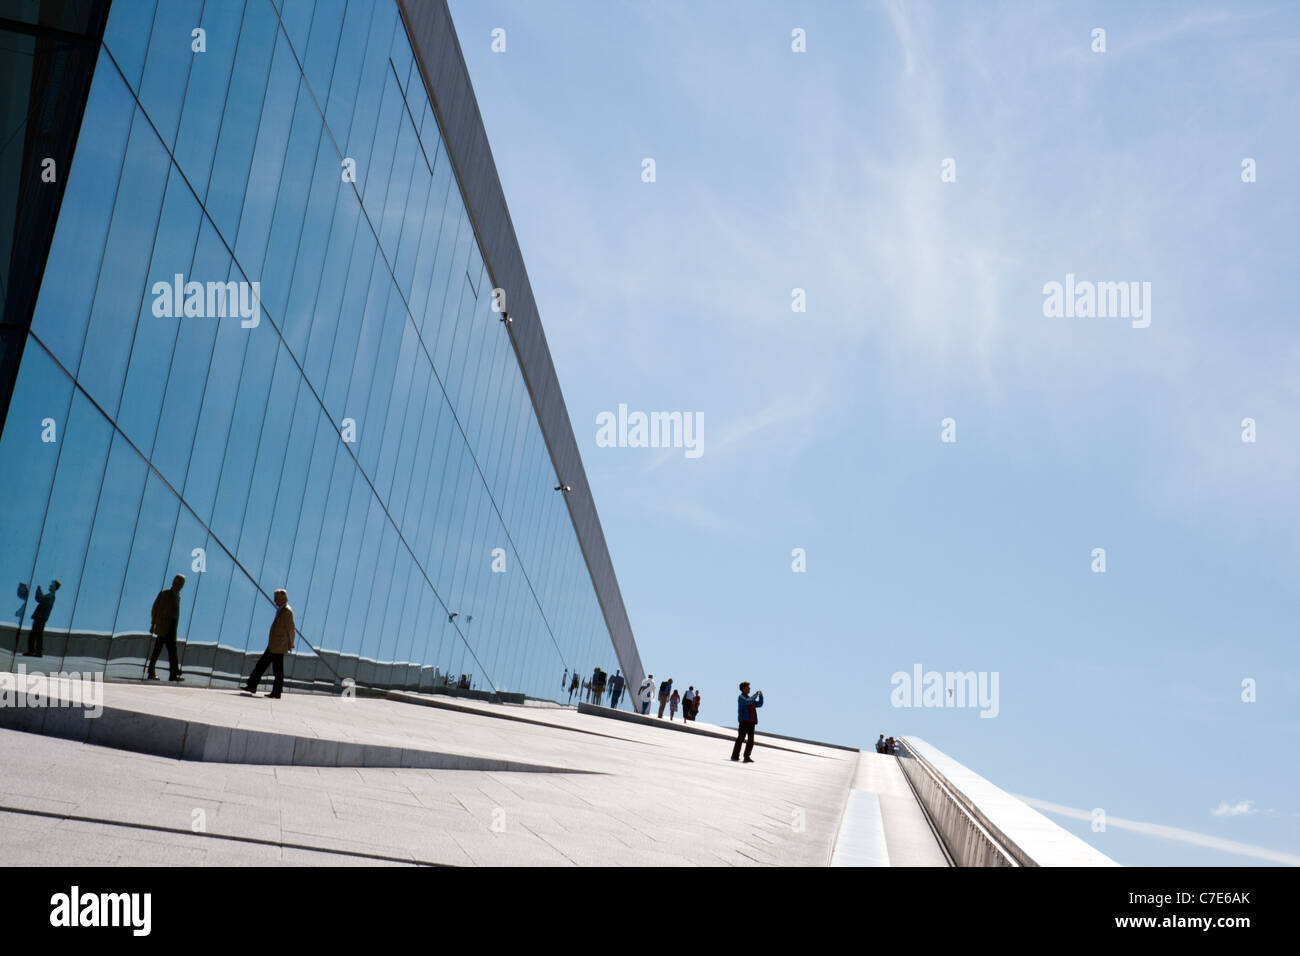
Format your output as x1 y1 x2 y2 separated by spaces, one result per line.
243 589 294 699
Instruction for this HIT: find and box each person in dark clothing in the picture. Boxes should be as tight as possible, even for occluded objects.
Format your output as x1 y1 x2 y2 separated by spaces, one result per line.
23 579 60 657
608 669 626 708
591 667 607 705
730 681 764 763
657 677 674 718
244 589 295 699
147 574 186 681
568 672 580 704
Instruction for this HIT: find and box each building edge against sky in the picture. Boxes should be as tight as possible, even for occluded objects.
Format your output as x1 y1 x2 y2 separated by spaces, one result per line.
0 0 644 702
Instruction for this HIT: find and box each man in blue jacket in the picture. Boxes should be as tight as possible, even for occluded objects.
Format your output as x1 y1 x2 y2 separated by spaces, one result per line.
730 681 764 763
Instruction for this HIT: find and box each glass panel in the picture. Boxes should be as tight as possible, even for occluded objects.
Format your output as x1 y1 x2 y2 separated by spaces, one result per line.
260 77 323 346
76 109 169 417
233 28 302 278
172 0 244 196
342 497 385 669
137 0 203 149
208 309 278 547
278 0 312 57
319 219 375 417
283 133 345 368
359 521 399 667
388 17 413 96
166 505 209 680
117 168 203 454
355 285 405 478
256 371 320 587
0 346 73 671
106 470 179 680
179 531 236 683
282 413 338 619
300 0 346 101
378 95 418 259
303 442 354 647
102 0 159 92
150 218 230 489
183 289 253 525
373 319 418 501
215 566 257 680
66 431 148 673
322 0 373 145
24 390 113 670
233 341 298 575
28 65 134 371
204 0 276 240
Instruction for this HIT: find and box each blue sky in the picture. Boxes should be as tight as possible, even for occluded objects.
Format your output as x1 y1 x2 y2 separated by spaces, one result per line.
448 0 1300 866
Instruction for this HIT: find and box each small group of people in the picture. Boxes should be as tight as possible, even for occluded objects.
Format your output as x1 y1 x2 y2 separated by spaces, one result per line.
626 674 702 721
17 572 294 698
875 734 900 755
659 678 702 721
563 667 626 707
562 666 767 763
16 578 60 658
145 574 294 698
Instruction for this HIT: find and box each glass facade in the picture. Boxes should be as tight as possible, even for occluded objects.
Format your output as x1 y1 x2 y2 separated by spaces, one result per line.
0 0 624 701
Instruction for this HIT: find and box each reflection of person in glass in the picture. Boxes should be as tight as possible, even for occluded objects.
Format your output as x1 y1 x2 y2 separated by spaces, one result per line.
23 579 60 657
147 574 186 682
244 589 294 699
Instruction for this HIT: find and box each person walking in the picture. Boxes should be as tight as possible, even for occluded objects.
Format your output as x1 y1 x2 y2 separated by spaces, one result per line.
682 685 696 720
876 734 886 754
730 682 764 763
692 689 702 721
591 667 607 705
568 672 580 704
608 669 626 708
147 574 186 682
656 677 673 718
243 589 295 699
669 687 680 720
23 579 60 657
637 674 655 715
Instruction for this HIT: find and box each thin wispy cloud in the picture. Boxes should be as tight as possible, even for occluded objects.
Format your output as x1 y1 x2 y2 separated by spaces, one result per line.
1020 796 1299 865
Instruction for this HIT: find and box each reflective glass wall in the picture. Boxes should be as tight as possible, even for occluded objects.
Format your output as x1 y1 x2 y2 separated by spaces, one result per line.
0 0 622 701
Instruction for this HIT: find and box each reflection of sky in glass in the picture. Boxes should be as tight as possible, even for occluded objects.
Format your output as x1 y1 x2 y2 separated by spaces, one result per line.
0 0 619 704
